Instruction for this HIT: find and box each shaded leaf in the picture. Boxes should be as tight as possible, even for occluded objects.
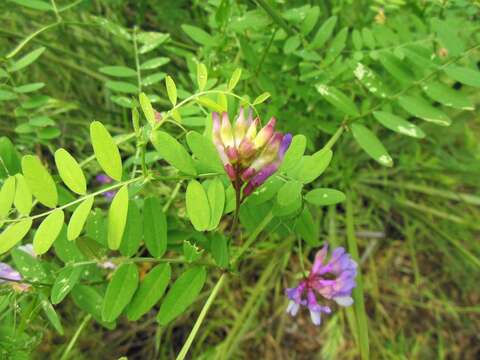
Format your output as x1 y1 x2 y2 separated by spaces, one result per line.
351 123 393 167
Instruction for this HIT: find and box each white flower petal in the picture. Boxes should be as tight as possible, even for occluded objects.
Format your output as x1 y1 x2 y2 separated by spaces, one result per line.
309 310 321 326
286 301 300 316
334 296 354 307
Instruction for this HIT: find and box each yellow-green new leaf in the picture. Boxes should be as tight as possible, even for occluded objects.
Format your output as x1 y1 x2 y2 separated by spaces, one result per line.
228 68 242 91
90 121 123 181
165 76 177 106
33 209 64 255
21 155 58 208
253 92 270 105
186 180 210 231
14 174 32 216
0 218 32 254
197 63 207 91
0 176 16 221
67 197 94 241
107 185 129 250
139 92 155 125
54 148 86 195
351 123 393 167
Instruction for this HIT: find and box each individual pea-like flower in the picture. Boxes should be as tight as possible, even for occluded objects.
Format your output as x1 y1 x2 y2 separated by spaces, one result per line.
0 262 29 292
212 108 292 198
95 174 116 200
285 244 358 326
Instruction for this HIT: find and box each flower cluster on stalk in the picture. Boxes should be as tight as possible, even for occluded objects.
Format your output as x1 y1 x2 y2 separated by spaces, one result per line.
212 108 292 199
286 244 358 326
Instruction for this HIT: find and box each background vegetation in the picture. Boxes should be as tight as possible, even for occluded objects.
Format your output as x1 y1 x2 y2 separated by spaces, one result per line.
1 0 479 359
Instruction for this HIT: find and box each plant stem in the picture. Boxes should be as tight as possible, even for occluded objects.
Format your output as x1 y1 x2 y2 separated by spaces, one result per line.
60 314 91 360
175 274 226 360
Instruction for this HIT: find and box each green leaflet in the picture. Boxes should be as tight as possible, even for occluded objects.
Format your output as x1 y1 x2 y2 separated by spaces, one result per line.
316 84 359 116
197 63 208 91
0 176 16 221
277 180 303 207
51 265 83 305
422 82 474 111
397 95 451 126
67 197 94 241
107 185 129 250
186 180 211 231
99 66 137 77
279 135 306 172
288 148 333 184
143 197 167 258
54 148 87 195
150 130 196 176
33 209 65 255
309 16 337 50
0 218 32 254
228 68 242 91
119 200 143 257
102 263 139 322
444 65 480 88
14 174 32 215
165 75 177 105
181 24 215 46
294 207 319 246
157 266 206 325
351 123 393 167
21 154 58 208
305 188 346 206
206 178 225 230
126 263 171 321
139 92 156 125
373 111 425 139
8 47 46 72
90 121 123 181
186 131 223 173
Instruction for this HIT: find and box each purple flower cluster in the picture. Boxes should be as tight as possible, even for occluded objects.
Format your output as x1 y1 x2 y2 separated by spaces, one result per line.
212 109 292 197
286 245 358 326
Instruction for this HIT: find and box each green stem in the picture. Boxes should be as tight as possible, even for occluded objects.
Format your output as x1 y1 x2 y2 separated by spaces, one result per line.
3 176 142 224
59 314 91 360
176 274 226 360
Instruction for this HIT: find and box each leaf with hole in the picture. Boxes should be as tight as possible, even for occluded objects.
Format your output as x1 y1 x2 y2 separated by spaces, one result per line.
397 95 451 126
422 82 474 111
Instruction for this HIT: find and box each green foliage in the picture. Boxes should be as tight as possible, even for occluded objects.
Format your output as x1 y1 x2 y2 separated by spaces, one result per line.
0 0 479 358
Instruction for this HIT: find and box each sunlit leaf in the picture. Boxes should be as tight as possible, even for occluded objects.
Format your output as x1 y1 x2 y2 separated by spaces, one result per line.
54 148 86 195
90 121 123 181
351 123 393 167
33 209 65 255
21 154 58 208
107 185 129 250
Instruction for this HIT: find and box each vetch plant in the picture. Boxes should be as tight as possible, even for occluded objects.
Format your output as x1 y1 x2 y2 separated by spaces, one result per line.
0 1 479 358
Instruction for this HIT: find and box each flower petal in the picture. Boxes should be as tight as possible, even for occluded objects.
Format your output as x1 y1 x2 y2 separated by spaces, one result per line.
334 296 354 307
